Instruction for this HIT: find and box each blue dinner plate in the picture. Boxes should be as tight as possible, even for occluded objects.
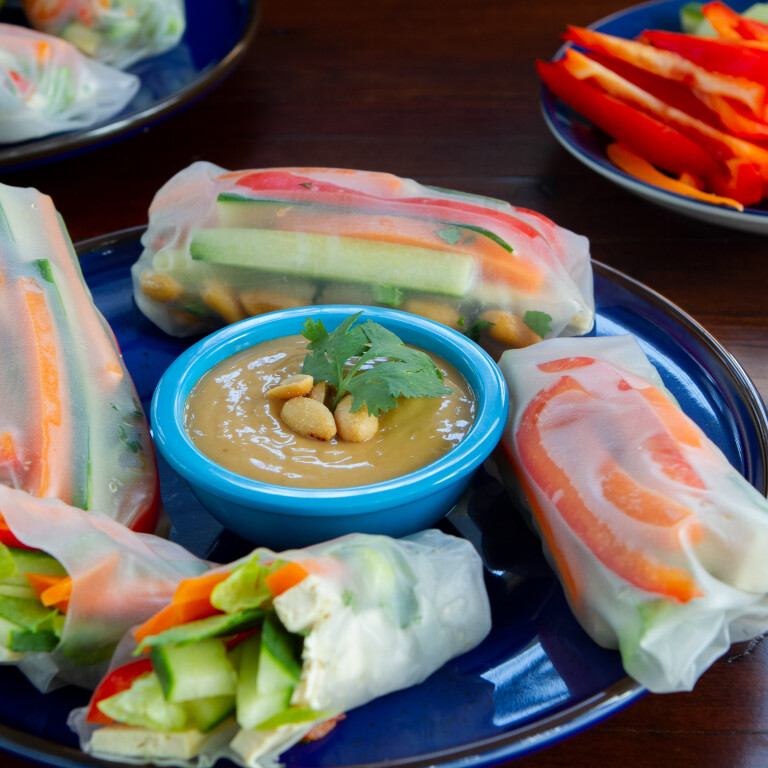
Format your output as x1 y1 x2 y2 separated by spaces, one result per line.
0 0 259 170
540 0 768 234
0 227 766 767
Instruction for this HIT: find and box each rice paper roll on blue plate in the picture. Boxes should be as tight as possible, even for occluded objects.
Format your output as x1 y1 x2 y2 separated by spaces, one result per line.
0 180 160 532
0 23 138 143
0 485 209 692
493 333 768 693
131 162 595 357
21 0 185 70
69 529 492 767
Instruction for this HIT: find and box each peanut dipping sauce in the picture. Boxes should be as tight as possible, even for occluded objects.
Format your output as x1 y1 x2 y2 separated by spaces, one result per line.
184 333 475 489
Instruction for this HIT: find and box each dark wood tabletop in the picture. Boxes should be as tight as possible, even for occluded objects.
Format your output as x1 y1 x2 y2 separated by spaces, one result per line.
2 0 768 766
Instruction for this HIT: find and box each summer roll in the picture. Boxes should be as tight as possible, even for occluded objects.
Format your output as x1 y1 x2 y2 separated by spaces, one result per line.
0 486 207 692
21 0 185 70
494 334 768 693
70 529 491 766
131 163 594 353
0 23 138 143
0 181 159 531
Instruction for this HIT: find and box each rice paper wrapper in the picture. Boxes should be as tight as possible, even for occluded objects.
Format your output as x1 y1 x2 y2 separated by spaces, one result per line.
71 529 492 767
0 23 138 143
0 181 159 531
494 334 768 693
21 0 185 70
131 162 594 354
0 485 208 692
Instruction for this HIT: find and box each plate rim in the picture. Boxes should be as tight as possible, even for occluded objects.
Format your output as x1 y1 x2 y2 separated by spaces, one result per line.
540 0 768 232
0 0 261 169
2 224 767 768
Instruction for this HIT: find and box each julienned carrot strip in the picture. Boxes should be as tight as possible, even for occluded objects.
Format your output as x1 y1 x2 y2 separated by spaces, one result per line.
172 570 231 603
36 202 124 384
131 571 230 645
19 276 71 501
606 143 745 210
264 561 309 597
38 575 72 607
515 374 703 603
24 573 71 613
132 597 223 646
24 572 66 599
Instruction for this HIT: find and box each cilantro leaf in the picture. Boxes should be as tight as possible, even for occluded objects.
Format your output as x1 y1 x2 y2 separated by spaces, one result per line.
301 314 369 388
435 226 464 245
301 314 453 417
523 310 553 338
465 317 494 342
370 284 405 307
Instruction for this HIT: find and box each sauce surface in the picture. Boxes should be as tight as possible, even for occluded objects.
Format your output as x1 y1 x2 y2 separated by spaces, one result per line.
185 334 475 488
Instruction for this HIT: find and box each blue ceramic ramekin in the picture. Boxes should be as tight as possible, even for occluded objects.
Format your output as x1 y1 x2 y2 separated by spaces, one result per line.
151 305 509 549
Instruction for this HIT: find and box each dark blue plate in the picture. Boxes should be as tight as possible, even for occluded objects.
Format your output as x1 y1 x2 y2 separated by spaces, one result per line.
540 0 768 233
0 227 766 767
0 0 259 171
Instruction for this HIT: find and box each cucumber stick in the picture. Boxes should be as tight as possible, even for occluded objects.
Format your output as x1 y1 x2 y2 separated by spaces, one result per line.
236 617 302 730
189 227 475 298
152 638 238 703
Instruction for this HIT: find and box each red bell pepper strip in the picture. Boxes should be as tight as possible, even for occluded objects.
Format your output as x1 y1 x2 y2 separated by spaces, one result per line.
560 48 768 186
581 48 768 141
640 29 768 82
536 59 722 182
0 513 33 550
578 52 768 198
563 25 766 117
85 658 155 725
231 169 568 275
606 143 744 210
702 1 768 42
514 371 704 603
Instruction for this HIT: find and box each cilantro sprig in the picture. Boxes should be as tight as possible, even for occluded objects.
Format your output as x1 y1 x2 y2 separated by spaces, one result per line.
301 312 453 417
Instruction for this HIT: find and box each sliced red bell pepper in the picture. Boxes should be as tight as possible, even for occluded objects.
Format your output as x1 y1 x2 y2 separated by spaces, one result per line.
560 48 768 187
641 29 768 82
232 169 566 274
582 46 768 141
514 371 704 603
576 53 768 196
702 1 768 42
85 658 155 725
536 59 722 182
0 513 33 550
564 25 766 117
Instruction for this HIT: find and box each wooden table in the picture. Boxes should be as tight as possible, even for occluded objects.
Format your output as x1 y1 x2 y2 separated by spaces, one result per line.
3 0 768 766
